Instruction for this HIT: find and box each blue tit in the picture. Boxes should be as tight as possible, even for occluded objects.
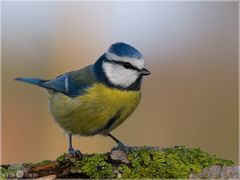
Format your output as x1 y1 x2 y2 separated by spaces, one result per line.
15 42 150 155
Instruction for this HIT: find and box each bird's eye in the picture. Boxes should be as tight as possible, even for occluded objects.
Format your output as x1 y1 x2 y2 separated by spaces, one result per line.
123 62 132 69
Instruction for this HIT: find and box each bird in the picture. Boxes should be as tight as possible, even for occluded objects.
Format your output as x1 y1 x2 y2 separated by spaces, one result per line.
15 42 151 156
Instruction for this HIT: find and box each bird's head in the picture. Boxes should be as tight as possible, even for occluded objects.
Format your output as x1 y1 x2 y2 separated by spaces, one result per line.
95 42 150 90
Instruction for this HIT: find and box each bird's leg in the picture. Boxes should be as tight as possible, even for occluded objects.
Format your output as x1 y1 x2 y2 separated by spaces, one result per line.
108 133 134 152
108 133 124 146
68 133 74 153
67 133 82 157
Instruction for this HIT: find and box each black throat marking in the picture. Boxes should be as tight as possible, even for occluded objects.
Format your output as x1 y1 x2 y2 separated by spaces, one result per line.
94 55 143 91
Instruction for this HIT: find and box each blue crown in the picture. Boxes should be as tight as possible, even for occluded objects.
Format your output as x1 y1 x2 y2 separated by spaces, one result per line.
108 42 143 59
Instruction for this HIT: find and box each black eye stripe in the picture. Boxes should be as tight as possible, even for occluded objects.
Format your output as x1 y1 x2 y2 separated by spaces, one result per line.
123 62 134 69
104 59 140 71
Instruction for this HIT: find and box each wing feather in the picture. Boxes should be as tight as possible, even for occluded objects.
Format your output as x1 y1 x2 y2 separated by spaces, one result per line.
42 65 96 97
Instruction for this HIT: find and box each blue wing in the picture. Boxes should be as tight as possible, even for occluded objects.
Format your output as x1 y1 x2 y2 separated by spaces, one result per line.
15 65 96 97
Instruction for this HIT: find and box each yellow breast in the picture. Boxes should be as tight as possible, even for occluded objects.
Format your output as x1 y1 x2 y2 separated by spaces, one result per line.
49 83 141 135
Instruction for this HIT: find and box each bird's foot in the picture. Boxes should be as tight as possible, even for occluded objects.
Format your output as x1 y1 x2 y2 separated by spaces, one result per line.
107 133 135 152
114 142 135 153
67 148 82 158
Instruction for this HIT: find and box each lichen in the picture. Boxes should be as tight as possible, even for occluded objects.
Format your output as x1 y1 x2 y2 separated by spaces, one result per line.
72 146 233 179
0 166 8 179
57 154 65 162
73 154 116 179
0 145 234 179
35 159 52 166
0 164 23 179
117 146 234 178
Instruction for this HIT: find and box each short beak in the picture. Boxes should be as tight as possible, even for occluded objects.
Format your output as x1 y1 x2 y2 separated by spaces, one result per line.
140 68 151 76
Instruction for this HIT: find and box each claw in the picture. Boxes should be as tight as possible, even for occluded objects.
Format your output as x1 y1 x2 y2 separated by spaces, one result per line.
67 133 82 158
68 148 82 158
115 142 135 152
108 133 135 152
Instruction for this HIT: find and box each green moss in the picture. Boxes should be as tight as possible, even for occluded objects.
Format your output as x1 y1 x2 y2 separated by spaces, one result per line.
0 166 8 179
0 164 22 179
1 146 234 178
71 146 234 179
57 154 65 162
123 145 233 178
34 159 52 166
73 154 116 179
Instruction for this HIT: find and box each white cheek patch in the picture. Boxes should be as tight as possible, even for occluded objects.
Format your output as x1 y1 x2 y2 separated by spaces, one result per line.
105 51 144 70
102 62 139 88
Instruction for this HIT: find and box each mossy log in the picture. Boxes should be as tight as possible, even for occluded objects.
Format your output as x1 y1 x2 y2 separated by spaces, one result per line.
1 146 238 179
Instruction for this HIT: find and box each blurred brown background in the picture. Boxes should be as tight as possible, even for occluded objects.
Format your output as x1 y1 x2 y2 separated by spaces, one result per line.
1 2 238 164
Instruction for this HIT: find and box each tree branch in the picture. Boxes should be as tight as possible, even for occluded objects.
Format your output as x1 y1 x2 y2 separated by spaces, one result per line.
1 146 238 179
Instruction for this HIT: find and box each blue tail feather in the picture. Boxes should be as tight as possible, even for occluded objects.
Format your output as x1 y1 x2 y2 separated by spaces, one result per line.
15 77 47 87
